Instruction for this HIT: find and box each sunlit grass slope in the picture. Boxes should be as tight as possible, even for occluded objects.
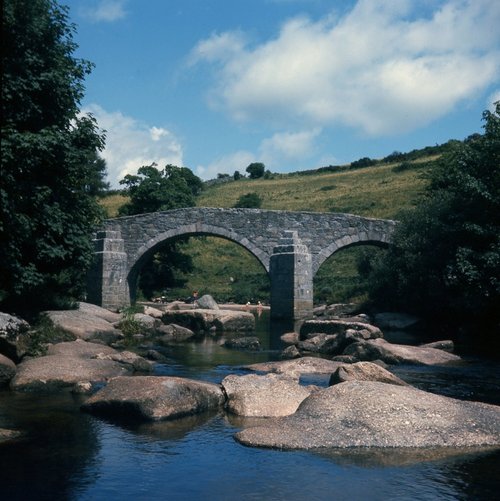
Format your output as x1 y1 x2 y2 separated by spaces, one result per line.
197 160 432 219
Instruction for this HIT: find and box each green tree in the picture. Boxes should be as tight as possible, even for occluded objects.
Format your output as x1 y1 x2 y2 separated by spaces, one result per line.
118 164 203 299
1 0 107 311
234 192 262 208
246 162 265 179
367 103 500 347
118 164 202 216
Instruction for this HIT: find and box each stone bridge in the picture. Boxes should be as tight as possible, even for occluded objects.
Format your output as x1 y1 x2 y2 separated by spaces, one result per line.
87 208 396 320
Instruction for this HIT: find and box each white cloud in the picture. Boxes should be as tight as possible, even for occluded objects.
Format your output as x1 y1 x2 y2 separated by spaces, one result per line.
190 0 500 135
260 128 322 165
80 0 128 23
83 104 183 187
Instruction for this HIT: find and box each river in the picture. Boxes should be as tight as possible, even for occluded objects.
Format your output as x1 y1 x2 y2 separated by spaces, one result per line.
1 310 499 500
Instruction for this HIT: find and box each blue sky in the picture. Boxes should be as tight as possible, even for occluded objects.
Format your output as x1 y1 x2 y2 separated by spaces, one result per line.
64 0 500 187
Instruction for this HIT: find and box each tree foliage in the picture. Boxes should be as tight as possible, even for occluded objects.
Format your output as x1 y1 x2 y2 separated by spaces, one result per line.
118 164 203 299
118 164 202 216
1 0 107 311
246 162 265 179
367 103 500 345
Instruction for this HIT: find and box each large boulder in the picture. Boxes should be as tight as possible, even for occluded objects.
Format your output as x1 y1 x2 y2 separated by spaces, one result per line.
45 309 124 345
329 361 409 387
133 313 159 330
143 306 165 318
300 319 382 340
245 357 345 377
0 353 16 386
0 312 31 362
157 323 196 343
10 340 131 392
344 338 462 365
81 376 225 421
214 312 254 332
235 381 500 449
298 326 381 356
196 294 219 310
222 373 315 417
162 309 254 333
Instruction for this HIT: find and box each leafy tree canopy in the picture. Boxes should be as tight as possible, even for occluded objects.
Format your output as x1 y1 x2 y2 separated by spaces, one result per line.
246 162 265 179
367 103 500 346
118 164 203 216
1 0 107 311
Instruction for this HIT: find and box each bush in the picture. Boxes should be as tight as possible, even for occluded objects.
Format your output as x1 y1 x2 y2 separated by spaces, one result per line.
234 192 262 208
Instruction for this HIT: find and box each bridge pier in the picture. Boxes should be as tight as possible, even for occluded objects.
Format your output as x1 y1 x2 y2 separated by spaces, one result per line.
86 230 129 310
269 231 313 321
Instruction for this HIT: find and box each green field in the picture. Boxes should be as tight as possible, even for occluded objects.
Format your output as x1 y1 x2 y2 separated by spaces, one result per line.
101 159 433 305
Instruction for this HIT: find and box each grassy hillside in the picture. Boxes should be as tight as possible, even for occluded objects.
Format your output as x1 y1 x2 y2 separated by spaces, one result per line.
100 159 434 305
197 159 432 219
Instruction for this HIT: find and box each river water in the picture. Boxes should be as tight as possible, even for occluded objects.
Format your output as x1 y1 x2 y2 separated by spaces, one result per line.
1 311 499 500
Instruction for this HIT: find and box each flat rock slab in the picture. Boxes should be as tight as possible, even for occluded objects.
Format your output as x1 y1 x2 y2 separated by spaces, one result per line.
245 357 345 377
77 302 121 323
344 338 462 365
222 373 315 417
235 381 500 450
81 376 225 422
47 339 117 358
45 309 123 345
10 354 129 392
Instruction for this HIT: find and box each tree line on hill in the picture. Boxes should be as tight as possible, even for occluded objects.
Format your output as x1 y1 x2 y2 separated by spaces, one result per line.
1 0 498 353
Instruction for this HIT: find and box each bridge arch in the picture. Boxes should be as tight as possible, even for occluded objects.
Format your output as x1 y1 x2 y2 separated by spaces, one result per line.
313 234 391 276
127 225 270 303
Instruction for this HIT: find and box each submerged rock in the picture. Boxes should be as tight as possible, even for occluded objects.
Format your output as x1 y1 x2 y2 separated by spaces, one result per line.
235 381 500 450
223 336 261 351
81 376 225 421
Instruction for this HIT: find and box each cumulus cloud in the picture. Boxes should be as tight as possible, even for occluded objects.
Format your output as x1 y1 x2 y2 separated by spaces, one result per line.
260 128 322 165
83 104 183 187
190 0 500 135
80 0 128 23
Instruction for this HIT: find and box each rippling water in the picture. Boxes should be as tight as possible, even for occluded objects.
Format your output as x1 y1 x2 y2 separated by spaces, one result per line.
1 311 499 500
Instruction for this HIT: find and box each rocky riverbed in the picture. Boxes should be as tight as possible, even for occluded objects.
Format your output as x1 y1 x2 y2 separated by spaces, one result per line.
1 299 499 454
